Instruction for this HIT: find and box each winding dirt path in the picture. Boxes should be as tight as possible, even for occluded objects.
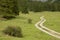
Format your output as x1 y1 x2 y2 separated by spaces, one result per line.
35 16 60 39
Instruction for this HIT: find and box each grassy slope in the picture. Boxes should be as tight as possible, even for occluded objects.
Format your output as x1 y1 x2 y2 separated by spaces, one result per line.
43 12 60 33
0 11 60 40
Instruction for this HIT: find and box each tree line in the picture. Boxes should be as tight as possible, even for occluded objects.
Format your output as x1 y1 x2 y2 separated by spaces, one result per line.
18 0 60 13
0 0 60 17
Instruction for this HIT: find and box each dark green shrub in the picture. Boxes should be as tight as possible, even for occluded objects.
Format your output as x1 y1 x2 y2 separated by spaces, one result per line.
22 7 29 14
3 26 23 37
28 19 32 23
2 15 16 20
22 10 28 14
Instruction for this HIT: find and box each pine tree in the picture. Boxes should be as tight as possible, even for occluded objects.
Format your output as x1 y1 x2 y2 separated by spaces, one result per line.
0 0 19 16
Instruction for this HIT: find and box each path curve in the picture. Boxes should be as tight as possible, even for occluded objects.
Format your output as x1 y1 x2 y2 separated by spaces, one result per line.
35 16 60 39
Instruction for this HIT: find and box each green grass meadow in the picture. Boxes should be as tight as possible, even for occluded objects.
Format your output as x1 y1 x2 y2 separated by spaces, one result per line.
0 11 60 40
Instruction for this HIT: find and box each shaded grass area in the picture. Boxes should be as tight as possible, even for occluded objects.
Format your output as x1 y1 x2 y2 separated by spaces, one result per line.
0 11 60 40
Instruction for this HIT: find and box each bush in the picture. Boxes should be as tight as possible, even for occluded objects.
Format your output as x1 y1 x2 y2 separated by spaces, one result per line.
2 15 16 20
22 7 29 14
22 10 29 14
3 26 23 37
28 19 32 23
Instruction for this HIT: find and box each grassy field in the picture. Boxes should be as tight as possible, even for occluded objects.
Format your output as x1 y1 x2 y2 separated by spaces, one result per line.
43 12 60 33
0 11 60 40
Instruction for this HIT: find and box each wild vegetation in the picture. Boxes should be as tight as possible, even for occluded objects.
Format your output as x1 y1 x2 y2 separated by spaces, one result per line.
3 26 23 37
19 0 60 12
0 0 60 40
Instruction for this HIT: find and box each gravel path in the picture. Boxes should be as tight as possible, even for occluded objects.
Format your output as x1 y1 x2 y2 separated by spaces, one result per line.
35 16 60 39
